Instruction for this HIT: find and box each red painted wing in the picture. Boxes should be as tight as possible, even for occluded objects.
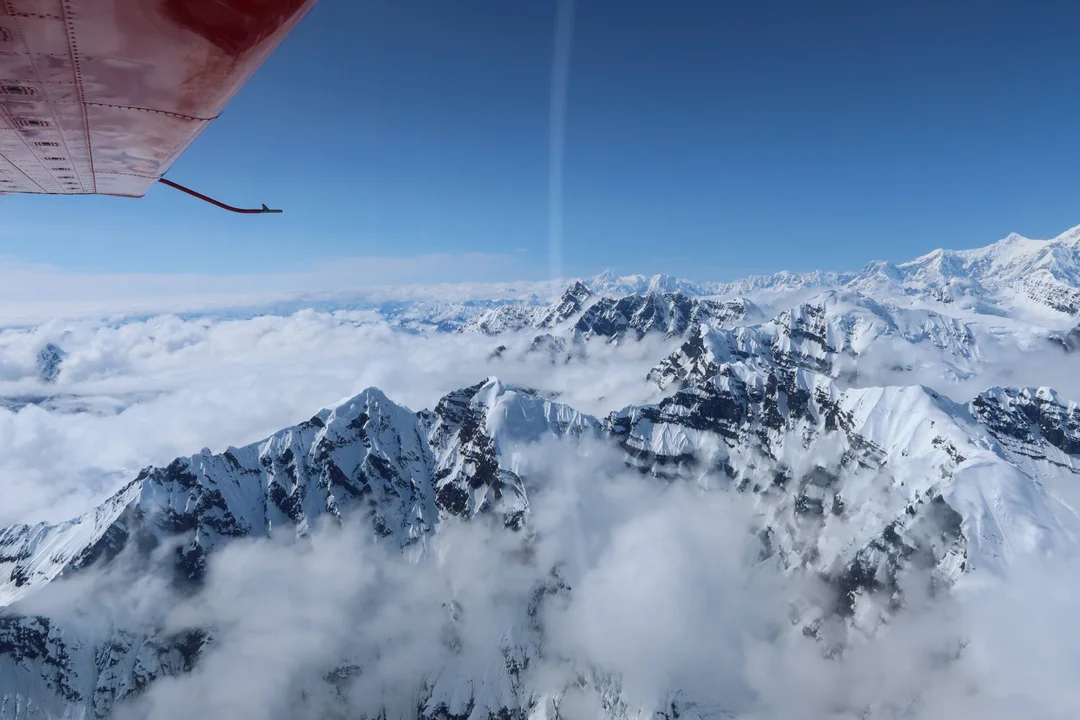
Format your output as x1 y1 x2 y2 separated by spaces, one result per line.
0 0 315 198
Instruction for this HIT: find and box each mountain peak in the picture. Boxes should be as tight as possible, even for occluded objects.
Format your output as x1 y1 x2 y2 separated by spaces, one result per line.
1054 223 1080 244
533 281 594 329
858 259 904 280
585 271 712 298
590 269 618 284
35 343 66 383
563 279 593 300
334 386 395 414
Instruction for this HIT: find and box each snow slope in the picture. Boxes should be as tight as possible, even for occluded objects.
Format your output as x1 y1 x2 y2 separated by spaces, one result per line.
649 290 983 390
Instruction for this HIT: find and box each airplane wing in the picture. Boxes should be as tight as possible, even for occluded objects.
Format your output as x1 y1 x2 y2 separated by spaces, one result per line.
0 0 316 198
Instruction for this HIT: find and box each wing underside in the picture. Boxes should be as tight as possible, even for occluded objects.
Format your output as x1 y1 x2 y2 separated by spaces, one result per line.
0 0 315 198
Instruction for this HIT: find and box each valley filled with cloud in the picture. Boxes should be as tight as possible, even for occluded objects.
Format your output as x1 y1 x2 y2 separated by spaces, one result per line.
1 226 1080 719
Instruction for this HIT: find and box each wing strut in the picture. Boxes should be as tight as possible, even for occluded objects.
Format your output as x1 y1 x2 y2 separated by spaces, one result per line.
158 178 283 214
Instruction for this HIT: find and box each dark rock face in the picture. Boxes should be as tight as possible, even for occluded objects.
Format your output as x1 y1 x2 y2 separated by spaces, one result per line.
539 281 593 328
576 293 691 341
831 493 964 619
572 293 758 342
429 382 520 524
527 334 573 364
1019 278 1080 315
35 344 66 383
1049 324 1080 352
972 387 1080 458
0 616 207 719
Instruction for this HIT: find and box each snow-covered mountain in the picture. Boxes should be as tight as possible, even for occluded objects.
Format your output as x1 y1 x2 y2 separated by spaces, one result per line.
583 269 856 299
616 366 1078 604
574 224 1080 319
464 281 764 364
712 269 857 297
34 345 66 384
572 293 762 342
0 380 596 607
787 226 1080 319
842 226 1080 316
0 379 599 718
344 225 1080 346
649 290 983 390
2 363 1078 717
584 270 721 298
462 281 595 335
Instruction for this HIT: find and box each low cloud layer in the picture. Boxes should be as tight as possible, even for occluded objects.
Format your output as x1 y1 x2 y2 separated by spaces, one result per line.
0 311 675 525
17 437 1076 720
835 326 1080 404
2 291 1079 719
0 253 562 326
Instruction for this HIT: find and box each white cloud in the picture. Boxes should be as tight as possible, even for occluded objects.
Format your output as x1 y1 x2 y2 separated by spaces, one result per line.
53 435 1080 720
0 310 677 525
0 253 563 325
837 325 1080 408
95 441 783 719
1 278 1079 718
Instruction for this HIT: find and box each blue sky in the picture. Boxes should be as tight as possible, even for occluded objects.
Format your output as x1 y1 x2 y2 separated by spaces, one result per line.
3 0 1080 284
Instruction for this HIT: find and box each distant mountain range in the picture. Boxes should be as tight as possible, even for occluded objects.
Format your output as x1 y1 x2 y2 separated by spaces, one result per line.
586 223 1080 316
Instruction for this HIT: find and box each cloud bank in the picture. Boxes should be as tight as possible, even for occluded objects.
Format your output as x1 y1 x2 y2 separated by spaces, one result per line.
0 252 562 325
17 436 1076 720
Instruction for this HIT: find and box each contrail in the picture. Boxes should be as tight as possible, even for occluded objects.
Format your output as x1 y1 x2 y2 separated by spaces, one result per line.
547 0 590 587
549 0 576 283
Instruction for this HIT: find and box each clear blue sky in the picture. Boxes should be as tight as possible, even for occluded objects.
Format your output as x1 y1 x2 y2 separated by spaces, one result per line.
2 0 1079 282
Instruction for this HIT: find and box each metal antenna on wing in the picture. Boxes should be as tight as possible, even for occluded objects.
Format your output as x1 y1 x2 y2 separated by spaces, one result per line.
157 177 283 214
